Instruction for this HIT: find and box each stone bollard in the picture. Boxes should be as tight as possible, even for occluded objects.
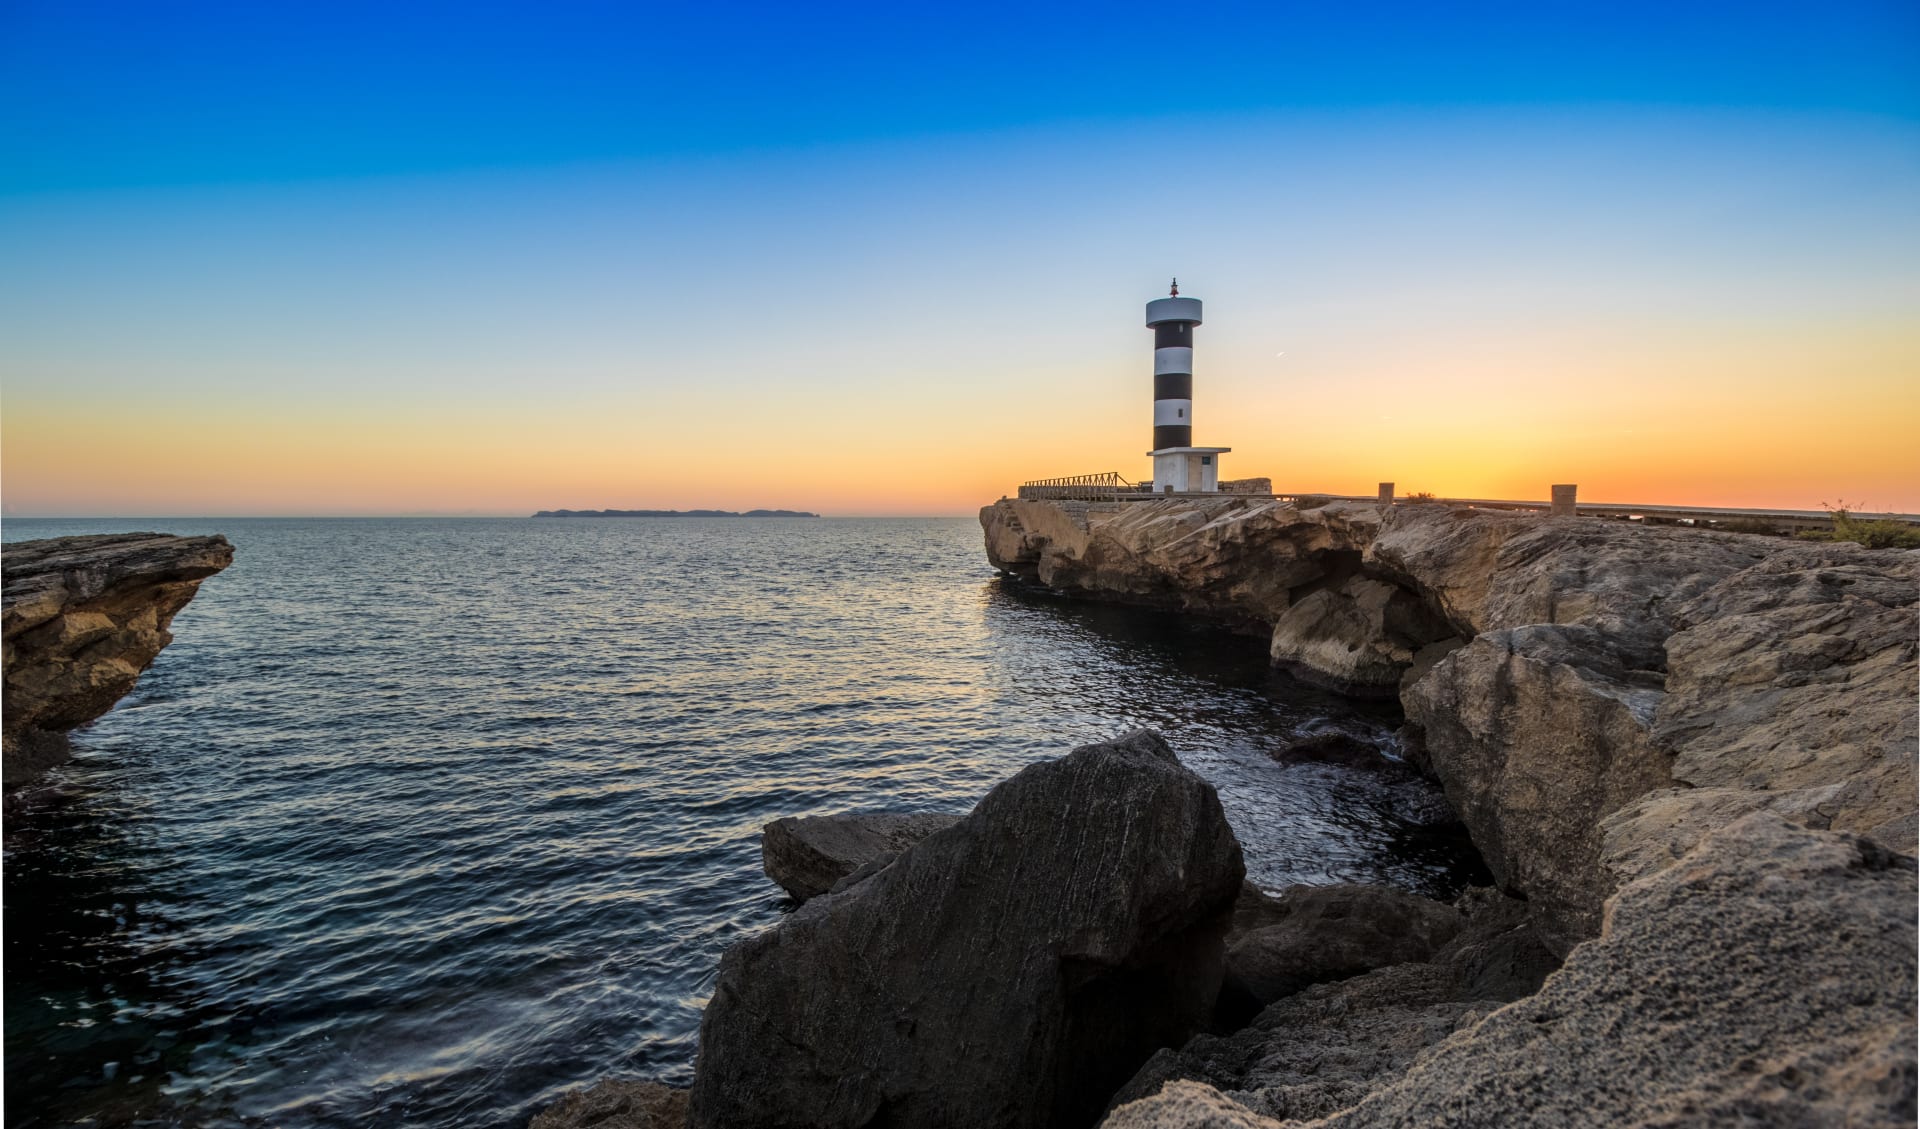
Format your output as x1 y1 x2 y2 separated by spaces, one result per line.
1551 484 1578 517
1378 482 1395 505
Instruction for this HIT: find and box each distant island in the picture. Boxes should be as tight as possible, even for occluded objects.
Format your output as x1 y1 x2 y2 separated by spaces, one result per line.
532 509 819 518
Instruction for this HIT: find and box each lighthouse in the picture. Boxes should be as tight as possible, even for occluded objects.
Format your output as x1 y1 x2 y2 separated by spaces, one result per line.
1146 279 1230 492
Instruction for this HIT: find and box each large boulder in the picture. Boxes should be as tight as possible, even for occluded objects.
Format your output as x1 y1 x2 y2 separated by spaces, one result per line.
1106 814 1918 1128
1223 884 1462 1008
688 731 1245 1129
761 810 961 901
3 533 233 783
1402 624 1669 952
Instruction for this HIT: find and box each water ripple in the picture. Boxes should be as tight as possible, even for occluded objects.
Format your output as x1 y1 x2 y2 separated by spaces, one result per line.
3 517 1485 1128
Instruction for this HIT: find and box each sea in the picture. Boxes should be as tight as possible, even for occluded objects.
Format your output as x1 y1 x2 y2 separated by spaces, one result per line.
2 517 1485 1128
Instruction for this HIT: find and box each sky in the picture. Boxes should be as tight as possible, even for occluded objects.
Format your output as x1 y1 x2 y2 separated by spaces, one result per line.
3 0 1917 516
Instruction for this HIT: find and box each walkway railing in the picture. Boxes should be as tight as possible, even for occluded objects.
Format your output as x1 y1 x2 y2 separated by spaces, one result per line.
1017 472 1148 502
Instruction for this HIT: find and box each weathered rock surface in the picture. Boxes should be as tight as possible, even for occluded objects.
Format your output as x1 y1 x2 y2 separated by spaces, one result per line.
1107 887 1551 1121
760 810 960 901
1268 575 1451 694
1597 544 1919 891
1334 498 1779 687
1403 624 1670 952
1367 507 1772 671
688 731 1245 1129
1394 535 1916 953
981 497 1380 632
983 497 1773 692
3 533 233 783
1108 814 1919 1129
1661 547 1916 839
1222 884 1461 1008
531 1081 687 1129
1111 966 1501 1125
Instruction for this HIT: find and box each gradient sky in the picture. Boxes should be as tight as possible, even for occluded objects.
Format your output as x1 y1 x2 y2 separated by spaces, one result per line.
3 0 1917 516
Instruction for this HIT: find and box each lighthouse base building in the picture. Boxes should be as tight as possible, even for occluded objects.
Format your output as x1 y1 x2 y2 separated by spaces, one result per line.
1145 285 1229 493
1149 446 1231 493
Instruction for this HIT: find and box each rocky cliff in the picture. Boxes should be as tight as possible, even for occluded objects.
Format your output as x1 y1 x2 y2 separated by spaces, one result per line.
3 533 233 784
984 498 1915 938
978 496 1916 1125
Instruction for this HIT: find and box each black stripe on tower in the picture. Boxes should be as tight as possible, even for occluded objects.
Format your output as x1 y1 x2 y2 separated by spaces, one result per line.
1154 373 1192 399
1154 323 1195 349
1154 424 1192 449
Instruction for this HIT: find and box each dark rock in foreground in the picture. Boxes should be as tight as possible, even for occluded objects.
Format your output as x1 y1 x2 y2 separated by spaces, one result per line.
689 730 1245 1129
761 810 961 901
531 1080 686 1129
1222 884 1462 1009
1105 814 1918 1127
3 533 233 783
1110 884 1554 1119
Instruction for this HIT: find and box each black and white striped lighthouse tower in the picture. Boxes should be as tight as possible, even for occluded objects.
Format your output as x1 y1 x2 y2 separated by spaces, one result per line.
1146 279 1230 492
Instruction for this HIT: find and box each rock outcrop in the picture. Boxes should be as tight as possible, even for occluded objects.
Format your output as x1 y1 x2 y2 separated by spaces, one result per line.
1365 506 1771 671
761 810 960 901
980 498 1771 688
1399 540 1919 951
981 497 1380 632
1402 624 1671 952
531 1081 687 1129
688 731 1244 1129
975 497 1917 1125
1222 884 1462 1009
1105 814 1919 1129
1601 543 1919 887
3 533 233 783
1268 575 1452 694
1107 886 1553 1121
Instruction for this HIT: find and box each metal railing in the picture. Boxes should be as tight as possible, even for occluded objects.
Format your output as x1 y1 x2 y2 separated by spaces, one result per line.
1017 472 1149 502
1008 476 1920 530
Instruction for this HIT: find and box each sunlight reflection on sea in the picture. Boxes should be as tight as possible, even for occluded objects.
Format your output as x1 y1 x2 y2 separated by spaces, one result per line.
2 517 1482 1128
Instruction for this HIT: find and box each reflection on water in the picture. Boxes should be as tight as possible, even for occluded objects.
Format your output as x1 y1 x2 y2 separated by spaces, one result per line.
2 517 1485 1128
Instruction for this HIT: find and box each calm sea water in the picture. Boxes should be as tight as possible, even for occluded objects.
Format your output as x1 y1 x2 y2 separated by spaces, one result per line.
3 517 1482 1128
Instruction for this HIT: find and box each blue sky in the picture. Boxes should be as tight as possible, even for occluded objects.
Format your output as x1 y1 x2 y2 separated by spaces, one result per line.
6 0 1915 192
3 1 1917 514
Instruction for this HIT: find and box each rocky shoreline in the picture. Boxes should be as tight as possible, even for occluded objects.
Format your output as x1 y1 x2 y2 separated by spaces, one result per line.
2 532 233 788
541 496 1913 1128
5 512 1911 1127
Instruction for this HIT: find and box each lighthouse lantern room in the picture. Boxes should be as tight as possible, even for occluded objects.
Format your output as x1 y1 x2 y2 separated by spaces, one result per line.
1145 279 1229 492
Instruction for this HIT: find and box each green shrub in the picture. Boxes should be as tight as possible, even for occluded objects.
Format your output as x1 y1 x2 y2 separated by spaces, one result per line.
1404 491 1438 504
1794 502 1920 550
